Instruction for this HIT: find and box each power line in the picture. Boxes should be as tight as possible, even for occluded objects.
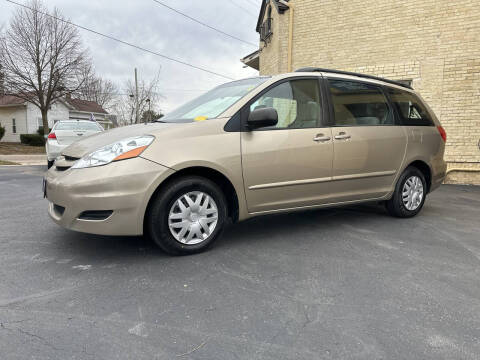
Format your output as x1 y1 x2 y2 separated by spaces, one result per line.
226 0 257 18
151 0 256 47
5 0 235 81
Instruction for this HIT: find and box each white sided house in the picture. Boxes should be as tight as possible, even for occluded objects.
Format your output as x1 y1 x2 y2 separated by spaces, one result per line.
0 94 110 142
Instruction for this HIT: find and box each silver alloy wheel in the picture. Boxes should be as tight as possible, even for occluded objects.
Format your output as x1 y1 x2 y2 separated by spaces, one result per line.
402 175 424 211
168 191 218 245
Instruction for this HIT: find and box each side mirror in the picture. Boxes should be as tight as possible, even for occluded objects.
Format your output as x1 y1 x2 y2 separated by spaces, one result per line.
247 107 278 129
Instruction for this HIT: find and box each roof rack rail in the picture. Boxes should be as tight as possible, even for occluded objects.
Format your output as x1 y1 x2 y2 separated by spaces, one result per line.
295 67 413 89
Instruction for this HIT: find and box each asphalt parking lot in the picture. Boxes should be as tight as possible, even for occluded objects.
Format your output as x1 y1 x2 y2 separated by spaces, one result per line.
0 165 479 360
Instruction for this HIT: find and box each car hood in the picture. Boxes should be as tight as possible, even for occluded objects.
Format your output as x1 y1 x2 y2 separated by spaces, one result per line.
62 123 180 158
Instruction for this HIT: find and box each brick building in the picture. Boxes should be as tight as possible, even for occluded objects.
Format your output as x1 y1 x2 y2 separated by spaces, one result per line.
242 0 480 184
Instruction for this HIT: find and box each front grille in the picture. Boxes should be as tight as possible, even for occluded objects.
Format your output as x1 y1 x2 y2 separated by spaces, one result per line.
78 210 113 221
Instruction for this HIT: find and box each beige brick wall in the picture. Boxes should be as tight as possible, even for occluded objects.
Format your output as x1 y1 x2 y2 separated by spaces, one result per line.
258 0 480 184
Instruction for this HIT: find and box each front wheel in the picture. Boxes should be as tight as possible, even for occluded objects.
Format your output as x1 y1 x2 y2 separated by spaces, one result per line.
147 176 227 255
386 166 427 218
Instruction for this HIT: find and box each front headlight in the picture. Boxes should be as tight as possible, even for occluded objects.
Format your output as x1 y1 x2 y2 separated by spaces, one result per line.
72 135 155 169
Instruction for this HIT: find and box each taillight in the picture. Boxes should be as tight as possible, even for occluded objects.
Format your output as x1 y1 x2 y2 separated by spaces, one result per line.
47 132 56 139
437 126 446 142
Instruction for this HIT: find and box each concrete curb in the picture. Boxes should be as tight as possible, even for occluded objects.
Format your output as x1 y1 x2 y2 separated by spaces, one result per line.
0 154 46 166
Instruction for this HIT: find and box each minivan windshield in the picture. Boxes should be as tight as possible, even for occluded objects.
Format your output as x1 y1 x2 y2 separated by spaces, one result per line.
161 77 269 122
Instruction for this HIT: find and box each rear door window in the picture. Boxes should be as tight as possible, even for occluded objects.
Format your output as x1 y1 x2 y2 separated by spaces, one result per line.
327 79 394 126
387 89 434 126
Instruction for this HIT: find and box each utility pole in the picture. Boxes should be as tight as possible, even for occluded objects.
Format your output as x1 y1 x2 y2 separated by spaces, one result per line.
134 68 139 124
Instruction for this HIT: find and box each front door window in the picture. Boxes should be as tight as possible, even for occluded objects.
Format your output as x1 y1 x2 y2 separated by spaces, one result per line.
249 79 322 129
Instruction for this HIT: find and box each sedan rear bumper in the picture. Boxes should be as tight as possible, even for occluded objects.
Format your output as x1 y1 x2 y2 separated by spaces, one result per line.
46 140 67 161
45 157 175 236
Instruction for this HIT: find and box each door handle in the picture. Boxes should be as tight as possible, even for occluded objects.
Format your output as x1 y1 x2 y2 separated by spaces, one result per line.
334 132 351 140
313 134 331 142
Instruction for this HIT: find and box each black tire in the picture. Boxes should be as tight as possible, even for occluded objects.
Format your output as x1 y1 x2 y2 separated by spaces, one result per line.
147 176 227 255
386 166 427 218
47 160 54 169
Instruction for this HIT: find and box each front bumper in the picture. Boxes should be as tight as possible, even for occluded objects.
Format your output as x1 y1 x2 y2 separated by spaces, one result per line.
45 157 175 236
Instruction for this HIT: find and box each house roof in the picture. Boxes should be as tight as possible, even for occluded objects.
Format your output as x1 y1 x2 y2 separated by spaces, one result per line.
0 95 26 107
64 98 108 114
256 0 290 32
0 94 107 114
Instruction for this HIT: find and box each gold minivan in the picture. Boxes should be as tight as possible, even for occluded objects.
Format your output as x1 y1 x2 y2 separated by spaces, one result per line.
45 69 447 255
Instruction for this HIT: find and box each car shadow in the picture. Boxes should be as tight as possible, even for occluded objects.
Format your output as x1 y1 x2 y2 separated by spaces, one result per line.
51 202 388 259
217 202 389 249
52 230 167 261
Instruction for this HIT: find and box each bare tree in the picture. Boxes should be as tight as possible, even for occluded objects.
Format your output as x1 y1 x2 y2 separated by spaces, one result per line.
113 70 162 125
0 0 90 132
75 64 117 110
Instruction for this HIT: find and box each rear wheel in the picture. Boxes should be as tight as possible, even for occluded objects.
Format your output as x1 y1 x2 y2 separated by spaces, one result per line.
386 166 426 218
147 176 227 255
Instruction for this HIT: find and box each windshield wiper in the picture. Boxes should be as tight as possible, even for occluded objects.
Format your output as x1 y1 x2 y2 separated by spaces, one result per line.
153 120 168 123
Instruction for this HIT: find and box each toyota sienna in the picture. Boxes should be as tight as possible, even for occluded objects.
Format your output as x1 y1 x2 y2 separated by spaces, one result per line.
44 68 447 255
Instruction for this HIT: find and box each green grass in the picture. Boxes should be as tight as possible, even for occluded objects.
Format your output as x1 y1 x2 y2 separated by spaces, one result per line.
0 160 20 165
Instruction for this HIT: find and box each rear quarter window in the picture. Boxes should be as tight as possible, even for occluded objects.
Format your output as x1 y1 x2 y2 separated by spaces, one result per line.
387 89 434 126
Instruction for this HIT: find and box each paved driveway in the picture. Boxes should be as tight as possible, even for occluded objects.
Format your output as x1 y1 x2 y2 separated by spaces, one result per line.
0 166 479 359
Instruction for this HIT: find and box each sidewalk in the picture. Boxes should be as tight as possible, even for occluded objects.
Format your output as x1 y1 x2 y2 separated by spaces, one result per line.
0 154 46 166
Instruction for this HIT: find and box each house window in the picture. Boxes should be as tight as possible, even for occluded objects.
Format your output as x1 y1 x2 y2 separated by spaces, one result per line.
12 119 16 134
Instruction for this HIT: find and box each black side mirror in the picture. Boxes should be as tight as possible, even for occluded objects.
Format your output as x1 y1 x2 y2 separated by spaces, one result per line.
247 107 278 129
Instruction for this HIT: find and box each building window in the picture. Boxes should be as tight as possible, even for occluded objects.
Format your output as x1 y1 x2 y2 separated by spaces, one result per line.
260 6 273 42
12 119 16 133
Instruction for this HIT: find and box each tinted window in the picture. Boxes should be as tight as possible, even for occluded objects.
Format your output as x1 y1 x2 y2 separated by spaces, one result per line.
328 79 394 126
387 89 433 126
249 79 322 129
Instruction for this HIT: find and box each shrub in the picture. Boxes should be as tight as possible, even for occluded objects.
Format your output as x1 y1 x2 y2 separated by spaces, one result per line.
0 124 5 141
20 134 45 146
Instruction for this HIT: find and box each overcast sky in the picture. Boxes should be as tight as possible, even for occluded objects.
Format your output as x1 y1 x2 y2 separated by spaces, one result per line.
0 0 261 113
